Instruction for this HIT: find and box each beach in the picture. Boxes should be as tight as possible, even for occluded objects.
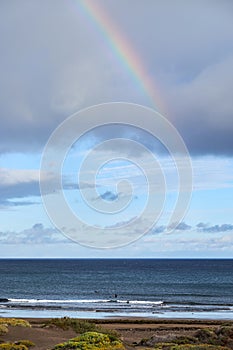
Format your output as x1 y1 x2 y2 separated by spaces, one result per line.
1 317 233 349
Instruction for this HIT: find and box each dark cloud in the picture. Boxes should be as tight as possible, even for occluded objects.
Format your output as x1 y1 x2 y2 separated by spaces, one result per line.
72 124 168 157
169 55 233 156
0 0 134 154
0 1 233 155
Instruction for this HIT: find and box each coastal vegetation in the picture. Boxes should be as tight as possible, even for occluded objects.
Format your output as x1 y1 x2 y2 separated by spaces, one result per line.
1 318 233 350
139 325 233 349
0 319 33 350
0 345 28 350
43 318 99 333
14 340 35 348
52 331 125 350
46 321 233 350
0 319 31 336
0 319 31 328
153 345 230 349
0 340 34 350
43 317 119 338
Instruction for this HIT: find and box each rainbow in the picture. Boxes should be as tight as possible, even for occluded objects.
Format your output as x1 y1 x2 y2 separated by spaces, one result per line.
76 0 167 114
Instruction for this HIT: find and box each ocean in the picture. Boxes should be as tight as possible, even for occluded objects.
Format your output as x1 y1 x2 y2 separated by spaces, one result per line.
1 259 233 319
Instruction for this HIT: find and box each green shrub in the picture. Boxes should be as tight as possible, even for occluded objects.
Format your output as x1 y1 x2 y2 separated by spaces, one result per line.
154 344 230 350
52 331 125 350
216 326 233 337
154 342 177 349
44 318 98 332
194 328 218 345
173 345 229 350
0 319 31 337
215 326 233 348
0 344 28 350
0 319 31 328
216 325 233 342
44 317 119 339
0 324 8 335
173 336 197 345
14 340 35 348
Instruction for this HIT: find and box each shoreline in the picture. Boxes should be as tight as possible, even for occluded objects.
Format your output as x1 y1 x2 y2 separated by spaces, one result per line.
2 298 233 321
0 309 233 322
23 317 233 323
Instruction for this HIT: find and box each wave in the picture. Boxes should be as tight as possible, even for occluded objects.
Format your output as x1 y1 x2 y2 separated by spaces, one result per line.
6 298 163 305
7 299 232 308
2 298 232 313
8 299 109 304
110 300 163 305
0 298 164 312
1 297 233 317
165 301 233 306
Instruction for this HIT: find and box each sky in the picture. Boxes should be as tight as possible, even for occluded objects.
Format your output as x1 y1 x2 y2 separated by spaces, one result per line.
0 0 233 258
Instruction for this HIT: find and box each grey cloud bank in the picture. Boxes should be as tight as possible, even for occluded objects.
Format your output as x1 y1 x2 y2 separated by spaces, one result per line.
202 224 233 233
150 222 233 235
0 221 232 245
0 223 69 244
0 1 232 155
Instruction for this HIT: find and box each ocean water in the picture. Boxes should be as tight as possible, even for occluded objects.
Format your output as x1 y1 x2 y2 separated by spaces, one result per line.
0 259 233 319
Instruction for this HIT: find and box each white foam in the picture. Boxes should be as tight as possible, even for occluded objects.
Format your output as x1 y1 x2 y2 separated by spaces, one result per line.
8 298 163 305
9 299 109 304
126 300 163 305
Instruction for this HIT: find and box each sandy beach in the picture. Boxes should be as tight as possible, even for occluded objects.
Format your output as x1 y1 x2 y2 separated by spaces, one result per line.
1 318 233 349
